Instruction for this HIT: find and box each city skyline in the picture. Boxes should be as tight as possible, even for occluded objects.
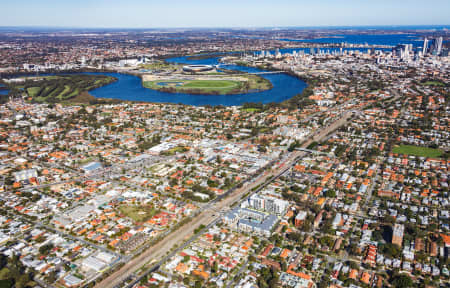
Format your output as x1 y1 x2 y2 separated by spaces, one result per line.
1 0 450 28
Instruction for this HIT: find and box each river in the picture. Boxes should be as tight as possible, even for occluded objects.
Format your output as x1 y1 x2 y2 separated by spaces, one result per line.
89 56 307 106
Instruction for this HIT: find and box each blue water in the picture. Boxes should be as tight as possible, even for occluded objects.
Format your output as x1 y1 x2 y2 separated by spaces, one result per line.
280 34 424 46
280 33 449 47
286 25 450 30
89 57 307 106
24 32 442 106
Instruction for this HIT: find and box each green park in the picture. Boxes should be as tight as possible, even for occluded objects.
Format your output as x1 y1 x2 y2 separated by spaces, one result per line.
393 145 443 158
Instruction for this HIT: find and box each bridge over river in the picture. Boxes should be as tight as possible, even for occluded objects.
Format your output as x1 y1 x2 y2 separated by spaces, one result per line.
247 71 283 75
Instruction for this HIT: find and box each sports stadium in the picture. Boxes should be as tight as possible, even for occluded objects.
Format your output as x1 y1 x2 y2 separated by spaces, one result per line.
182 64 214 73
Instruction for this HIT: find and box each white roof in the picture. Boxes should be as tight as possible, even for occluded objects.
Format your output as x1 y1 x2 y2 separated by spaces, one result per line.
82 256 107 272
96 252 115 264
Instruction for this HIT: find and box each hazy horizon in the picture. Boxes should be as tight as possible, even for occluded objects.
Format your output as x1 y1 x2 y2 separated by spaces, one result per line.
1 0 450 28
0 25 449 30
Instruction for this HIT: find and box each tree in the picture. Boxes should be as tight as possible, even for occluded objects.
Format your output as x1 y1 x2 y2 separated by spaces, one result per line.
348 261 359 270
0 280 13 288
288 141 300 152
169 177 178 187
207 179 218 188
46 270 57 283
258 145 267 153
287 232 303 243
268 278 278 288
0 254 7 269
211 261 219 274
325 189 336 198
383 215 396 225
302 219 312 232
391 274 413 288
318 276 330 288
39 243 54 255
281 261 287 272
380 243 401 258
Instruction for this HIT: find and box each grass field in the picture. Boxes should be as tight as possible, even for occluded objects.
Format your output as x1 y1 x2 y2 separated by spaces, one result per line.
183 80 238 89
393 145 443 158
143 75 271 95
119 205 159 223
27 87 41 97
247 74 272 91
182 80 241 94
242 108 261 112
161 146 189 156
139 61 179 71
144 79 242 94
421 81 446 87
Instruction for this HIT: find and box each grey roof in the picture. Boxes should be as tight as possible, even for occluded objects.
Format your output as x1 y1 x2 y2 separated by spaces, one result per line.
82 161 102 172
239 214 278 232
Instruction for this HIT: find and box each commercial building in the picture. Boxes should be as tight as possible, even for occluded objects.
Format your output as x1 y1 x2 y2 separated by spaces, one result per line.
223 207 279 237
13 169 38 182
81 255 107 272
245 194 289 215
435 37 443 55
422 38 428 55
81 161 103 174
392 223 404 247
63 274 83 287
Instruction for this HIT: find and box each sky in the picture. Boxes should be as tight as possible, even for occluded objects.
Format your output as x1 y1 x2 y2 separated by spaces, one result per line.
1 0 449 28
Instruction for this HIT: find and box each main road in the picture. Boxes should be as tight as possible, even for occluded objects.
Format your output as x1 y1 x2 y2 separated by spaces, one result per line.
95 111 353 288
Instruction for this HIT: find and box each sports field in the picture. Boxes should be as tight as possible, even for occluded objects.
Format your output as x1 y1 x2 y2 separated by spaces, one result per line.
393 145 443 158
143 73 271 95
421 80 446 87
144 79 242 94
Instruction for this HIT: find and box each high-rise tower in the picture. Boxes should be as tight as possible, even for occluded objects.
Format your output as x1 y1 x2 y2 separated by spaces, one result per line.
435 37 443 55
422 38 428 55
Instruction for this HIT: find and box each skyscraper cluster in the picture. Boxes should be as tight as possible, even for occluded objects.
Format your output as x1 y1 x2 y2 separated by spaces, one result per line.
422 37 446 56
393 36 447 60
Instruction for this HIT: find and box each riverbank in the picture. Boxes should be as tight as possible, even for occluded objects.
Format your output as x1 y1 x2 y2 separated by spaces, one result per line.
2 53 308 106
220 58 315 109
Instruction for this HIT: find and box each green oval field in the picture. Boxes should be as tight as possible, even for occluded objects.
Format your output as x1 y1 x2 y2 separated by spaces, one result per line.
143 74 272 95
182 80 239 89
392 145 443 158
143 79 243 94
